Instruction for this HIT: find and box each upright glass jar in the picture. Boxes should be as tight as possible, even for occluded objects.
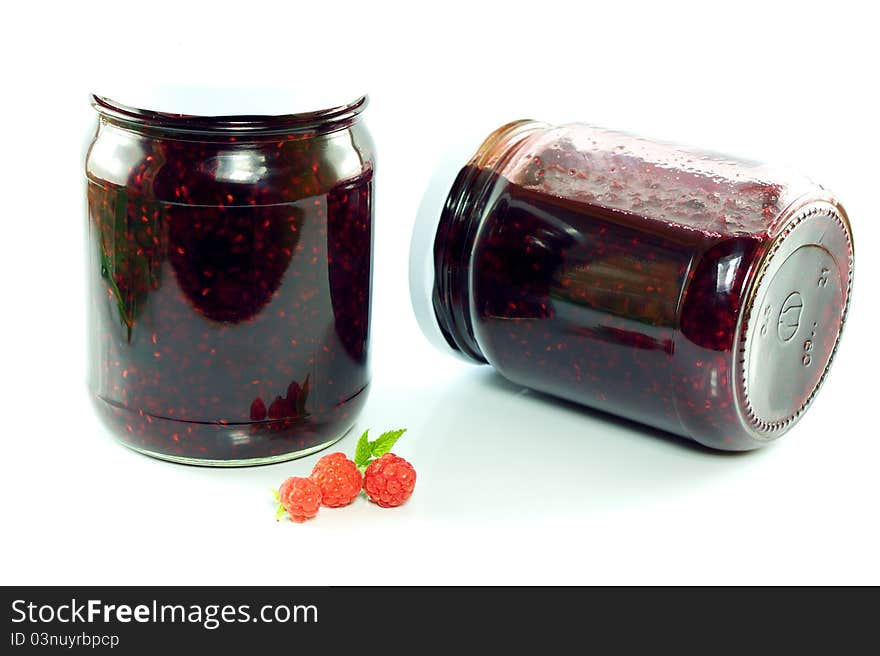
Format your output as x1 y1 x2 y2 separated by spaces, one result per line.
411 121 853 450
86 91 374 465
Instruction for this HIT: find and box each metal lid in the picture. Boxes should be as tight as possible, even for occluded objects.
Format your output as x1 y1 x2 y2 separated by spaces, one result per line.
736 200 854 439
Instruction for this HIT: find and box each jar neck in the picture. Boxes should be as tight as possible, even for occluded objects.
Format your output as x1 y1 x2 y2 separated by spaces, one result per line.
431 120 546 362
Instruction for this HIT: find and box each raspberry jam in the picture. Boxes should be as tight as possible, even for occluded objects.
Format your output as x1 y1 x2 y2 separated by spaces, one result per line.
413 121 853 450
86 94 374 465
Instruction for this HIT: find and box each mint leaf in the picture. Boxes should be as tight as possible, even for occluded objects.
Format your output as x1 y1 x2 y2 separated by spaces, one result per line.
370 429 407 458
354 429 372 468
271 488 280 503
275 504 286 521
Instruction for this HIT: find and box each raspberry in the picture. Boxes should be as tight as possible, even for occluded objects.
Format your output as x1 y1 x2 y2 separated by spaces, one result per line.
363 453 416 508
250 397 267 421
278 476 322 522
268 395 293 420
310 452 362 507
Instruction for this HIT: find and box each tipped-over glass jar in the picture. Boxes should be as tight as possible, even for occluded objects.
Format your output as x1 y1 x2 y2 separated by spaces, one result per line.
86 91 374 465
411 121 853 450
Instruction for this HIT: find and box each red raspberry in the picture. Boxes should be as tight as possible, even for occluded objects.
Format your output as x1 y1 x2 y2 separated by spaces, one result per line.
278 476 322 522
363 453 416 508
310 452 362 507
250 397 267 421
268 395 292 420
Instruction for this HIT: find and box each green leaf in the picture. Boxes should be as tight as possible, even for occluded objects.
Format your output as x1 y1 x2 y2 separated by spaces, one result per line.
354 429 372 468
271 488 280 503
275 504 286 521
370 429 407 458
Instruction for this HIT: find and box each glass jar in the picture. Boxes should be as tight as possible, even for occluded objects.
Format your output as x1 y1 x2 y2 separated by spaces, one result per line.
411 121 853 450
86 91 374 465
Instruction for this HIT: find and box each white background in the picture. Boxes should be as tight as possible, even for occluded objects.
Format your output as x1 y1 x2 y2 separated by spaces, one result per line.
2 0 878 585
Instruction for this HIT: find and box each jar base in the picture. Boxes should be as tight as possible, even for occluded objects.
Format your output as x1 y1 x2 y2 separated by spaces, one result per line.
91 384 368 467
119 428 351 468
734 202 853 442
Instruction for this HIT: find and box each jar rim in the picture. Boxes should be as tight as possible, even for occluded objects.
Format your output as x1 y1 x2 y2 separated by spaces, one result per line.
91 93 368 136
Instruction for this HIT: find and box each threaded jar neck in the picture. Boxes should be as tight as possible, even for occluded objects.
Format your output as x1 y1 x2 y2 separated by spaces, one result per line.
431 120 546 362
91 94 368 140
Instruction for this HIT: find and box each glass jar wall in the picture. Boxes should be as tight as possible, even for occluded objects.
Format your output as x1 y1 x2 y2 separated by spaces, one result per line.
86 94 374 465
413 121 853 450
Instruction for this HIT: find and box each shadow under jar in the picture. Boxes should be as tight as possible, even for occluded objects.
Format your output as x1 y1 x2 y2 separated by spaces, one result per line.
86 93 374 465
411 121 853 450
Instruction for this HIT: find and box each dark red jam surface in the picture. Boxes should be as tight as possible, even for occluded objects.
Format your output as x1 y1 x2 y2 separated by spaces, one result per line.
433 164 782 449
87 119 372 463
